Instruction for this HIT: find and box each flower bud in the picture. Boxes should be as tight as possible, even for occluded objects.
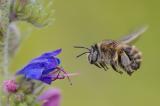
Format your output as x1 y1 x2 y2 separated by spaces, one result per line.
3 79 18 93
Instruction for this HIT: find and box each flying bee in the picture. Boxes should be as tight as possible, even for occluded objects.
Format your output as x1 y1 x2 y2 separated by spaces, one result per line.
74 26 148 75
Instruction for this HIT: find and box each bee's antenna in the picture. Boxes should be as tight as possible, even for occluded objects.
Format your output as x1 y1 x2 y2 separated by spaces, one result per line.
76 52 90 58
74 46 90 51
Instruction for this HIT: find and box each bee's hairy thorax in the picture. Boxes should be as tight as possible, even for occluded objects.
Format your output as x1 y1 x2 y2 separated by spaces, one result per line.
98 40 119 63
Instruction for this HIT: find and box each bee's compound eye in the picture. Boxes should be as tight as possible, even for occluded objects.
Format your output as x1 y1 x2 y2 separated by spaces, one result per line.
90 52 98 64
88 46 99 64
94 51 98 55
88 54 93 64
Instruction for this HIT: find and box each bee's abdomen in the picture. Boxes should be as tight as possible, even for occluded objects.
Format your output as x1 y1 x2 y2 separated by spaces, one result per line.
123 45 142 70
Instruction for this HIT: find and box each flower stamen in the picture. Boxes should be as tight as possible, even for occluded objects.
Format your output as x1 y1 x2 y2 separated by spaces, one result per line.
56 67 72 85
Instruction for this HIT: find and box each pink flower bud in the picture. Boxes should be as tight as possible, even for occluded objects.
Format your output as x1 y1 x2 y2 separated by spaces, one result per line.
3 80 18 93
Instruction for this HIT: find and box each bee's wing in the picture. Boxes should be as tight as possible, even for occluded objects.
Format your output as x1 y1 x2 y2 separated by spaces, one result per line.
119 26 148 44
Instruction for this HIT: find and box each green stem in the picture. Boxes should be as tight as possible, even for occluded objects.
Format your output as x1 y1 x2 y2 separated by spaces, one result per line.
3 24 10 79
0 0 10 78
0 0 11 106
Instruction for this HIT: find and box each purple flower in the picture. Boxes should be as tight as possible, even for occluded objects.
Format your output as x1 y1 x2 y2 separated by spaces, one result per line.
3 79 18 93
16 49 71 84
37 88 61 106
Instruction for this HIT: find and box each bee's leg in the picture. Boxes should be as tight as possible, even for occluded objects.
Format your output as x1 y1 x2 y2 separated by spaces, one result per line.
99 62 108 71
102 62 109 70
94 63 101 68
110 60 123 74
111 51 123 74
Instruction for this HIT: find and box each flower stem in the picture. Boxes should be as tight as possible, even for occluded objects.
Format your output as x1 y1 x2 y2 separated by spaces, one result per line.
0 0 11 78
3 27 9 79
0 0 11 105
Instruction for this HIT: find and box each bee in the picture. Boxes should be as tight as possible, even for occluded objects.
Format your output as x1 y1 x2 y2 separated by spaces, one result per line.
74 26 148 75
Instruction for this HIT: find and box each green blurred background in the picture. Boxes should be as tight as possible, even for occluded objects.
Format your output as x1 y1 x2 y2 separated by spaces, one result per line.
11 0 160 106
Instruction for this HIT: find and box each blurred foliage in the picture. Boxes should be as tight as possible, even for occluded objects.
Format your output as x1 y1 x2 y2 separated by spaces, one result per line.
10 0 160 106
10 0 54 27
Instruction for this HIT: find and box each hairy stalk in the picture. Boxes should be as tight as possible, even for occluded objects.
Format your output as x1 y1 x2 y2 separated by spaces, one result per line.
0 0 11 105
3 27 10 79
0 0 11 78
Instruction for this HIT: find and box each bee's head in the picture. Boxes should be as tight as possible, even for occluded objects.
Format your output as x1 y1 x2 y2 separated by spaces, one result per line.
88 45 99 64
74 45 99 64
